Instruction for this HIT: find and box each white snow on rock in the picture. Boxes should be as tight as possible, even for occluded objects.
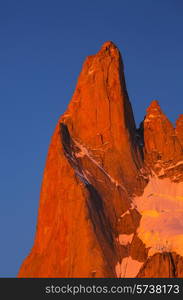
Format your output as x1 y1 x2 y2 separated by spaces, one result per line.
73 139 126 191
165 160 183 171
134 175 183 257
154 160 183 176
74 140 90 158
120 210 130 218
115 257 143 278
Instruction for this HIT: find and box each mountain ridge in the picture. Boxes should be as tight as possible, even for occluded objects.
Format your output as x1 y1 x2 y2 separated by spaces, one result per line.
18 41 183 278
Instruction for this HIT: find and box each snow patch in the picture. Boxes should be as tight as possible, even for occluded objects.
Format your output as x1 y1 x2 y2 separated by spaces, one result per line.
74 141 90 158
155 160 183 176
120 210 130 218
134 175 183 257
165 160 183 171
115 257 143 278
157 168 165 176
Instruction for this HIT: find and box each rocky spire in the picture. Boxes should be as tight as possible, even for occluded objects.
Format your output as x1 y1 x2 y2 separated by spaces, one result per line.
61 41 139 189
143 100 183 177
18 42 141 278
18 42 183 278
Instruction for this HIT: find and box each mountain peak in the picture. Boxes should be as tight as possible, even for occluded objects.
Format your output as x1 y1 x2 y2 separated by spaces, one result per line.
63 42 137 184
100 41 118 52
144 100 183 178
18 43 183 279
146 100 162 115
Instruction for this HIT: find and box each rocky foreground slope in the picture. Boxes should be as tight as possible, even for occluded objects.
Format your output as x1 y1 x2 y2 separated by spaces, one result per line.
19 42 183 277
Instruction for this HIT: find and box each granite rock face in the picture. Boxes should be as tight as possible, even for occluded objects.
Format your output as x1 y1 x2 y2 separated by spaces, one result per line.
18 42 183 278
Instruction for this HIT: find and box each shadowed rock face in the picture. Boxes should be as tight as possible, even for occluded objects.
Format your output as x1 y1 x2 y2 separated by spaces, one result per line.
18 42 183 278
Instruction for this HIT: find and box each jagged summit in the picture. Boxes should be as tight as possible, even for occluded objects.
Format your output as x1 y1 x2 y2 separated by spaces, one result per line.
101 40 117 49
62 40 138 190
18 43 183 278
99 41 120 56
146 99 161 112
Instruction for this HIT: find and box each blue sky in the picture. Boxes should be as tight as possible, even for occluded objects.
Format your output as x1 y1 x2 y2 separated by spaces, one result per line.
0 0 183 277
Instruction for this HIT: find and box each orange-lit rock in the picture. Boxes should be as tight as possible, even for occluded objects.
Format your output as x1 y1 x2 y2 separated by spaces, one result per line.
18 42 183 278
143 100 183 181
176 114 183 147
144 100 181 163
